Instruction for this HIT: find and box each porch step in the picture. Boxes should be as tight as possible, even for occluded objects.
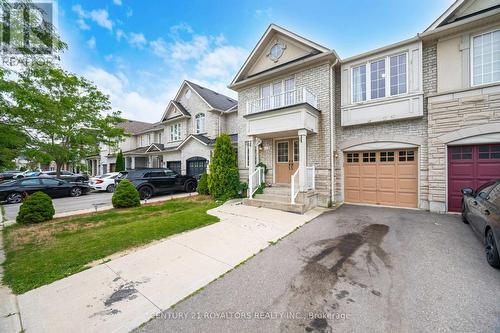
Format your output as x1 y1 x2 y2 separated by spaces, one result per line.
253 193 291 203
262 185 291 196
242 198 305 214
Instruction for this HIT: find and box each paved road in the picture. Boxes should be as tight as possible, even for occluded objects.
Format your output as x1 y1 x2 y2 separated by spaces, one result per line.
2 191 183 221
136 205 500 333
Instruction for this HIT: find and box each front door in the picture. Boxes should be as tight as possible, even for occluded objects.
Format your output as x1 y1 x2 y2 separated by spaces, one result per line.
275 139 298 183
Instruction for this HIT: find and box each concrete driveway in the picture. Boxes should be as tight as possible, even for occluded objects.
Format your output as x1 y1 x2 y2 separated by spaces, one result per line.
137 205 500 333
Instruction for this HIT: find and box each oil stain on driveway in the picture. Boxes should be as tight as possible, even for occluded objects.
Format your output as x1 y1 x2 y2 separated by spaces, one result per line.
137 205 500 333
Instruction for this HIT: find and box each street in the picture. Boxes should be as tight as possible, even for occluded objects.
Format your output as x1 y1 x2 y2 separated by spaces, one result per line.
136 205 500 333
2 191 186 221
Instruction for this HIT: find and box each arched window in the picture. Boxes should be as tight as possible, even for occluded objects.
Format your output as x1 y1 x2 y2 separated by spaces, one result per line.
195 113 205 134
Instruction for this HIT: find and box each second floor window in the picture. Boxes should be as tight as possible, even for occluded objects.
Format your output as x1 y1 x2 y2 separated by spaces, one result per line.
158 131 162 143
390 53 407 95
352 65 366 102
370 59 385 99
472 29 500 86
170 123 181 141
195 113 206 134
260 77 295 109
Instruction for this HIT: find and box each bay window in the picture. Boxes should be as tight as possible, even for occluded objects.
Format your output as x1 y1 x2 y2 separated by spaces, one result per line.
351 52 408 103
472 29 500 86
170 123 181 141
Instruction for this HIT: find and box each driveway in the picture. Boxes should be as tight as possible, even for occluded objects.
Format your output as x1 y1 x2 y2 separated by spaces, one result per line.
2 191 190 221
137 205 500 333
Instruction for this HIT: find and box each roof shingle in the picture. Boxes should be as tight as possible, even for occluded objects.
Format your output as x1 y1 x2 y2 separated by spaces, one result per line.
186 80 238 111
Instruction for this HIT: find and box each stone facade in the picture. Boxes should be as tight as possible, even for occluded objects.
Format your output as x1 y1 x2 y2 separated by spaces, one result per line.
236 63 334 204
427 84 500 212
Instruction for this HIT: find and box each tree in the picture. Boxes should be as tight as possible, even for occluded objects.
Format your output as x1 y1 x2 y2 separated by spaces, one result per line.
6 63 125 176
207 134 240 200
115 150 125 172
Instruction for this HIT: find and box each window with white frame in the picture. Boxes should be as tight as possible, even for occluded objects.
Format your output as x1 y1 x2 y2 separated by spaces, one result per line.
352 52 408 103
260 77 295 109
352 65 366 102
170 123 181 141
472 29 500 86
158 131 162 144
370 59 385 99
390 53 407 95
195 113 205 134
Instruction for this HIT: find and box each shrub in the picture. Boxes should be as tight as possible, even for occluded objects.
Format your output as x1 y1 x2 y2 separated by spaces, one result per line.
208 134 240 200
115 150 125 172
196 173 209 195
256 162 268 175
112 179 140 208
16 192 55 224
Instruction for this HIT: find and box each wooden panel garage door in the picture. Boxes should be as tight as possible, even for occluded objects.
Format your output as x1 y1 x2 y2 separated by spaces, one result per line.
448 144 500 212
344 149 418 208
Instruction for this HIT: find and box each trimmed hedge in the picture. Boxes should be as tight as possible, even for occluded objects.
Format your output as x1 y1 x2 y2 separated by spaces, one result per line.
196 173 209 195
112 179 140 208
16 192 55 224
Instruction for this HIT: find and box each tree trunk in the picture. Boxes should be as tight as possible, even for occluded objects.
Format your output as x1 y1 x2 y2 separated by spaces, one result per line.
56 162 62 178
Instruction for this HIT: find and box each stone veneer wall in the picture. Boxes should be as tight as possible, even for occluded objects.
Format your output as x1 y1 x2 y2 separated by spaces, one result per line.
236 62 334 204
427 83 500 212
333 42 437 209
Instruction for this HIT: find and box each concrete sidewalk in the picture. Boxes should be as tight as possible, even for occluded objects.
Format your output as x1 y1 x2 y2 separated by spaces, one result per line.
15 201 326 333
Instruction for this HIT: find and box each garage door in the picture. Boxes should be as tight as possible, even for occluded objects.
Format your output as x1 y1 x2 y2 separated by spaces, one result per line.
186 157 208 178
344 149 418 208
448 144 500 212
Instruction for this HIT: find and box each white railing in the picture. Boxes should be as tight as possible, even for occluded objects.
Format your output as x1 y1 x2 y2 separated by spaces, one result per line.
290 168 300 204
248 166 264 198
246 87 318 114
305 166 315 191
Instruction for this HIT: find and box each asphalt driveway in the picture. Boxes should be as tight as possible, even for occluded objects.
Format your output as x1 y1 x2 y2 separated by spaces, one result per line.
136 204 500 333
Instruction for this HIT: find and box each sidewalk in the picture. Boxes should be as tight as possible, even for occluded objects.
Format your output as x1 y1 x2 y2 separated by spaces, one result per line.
14 201 326 333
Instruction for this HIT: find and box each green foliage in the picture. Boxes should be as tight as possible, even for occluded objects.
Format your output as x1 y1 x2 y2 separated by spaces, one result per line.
196 173 209 195
112 180 140 208
252 183 266 198
115 150 125 172
256 162 268 175
207 134 240 200
19 166 27 172
16 192 55 224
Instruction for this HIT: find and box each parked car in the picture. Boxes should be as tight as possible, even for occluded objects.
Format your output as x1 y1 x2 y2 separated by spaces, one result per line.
116 168 197 200
89 172 120 193
0 177 91 204
41 170 89 183
0 171 24 182
461 180 500 268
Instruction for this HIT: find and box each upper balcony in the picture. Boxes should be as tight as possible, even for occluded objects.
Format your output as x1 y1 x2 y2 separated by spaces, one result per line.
244 87 320 138
246 87 318 114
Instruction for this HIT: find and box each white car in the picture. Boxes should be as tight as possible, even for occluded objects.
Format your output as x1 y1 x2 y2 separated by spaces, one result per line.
89 172 120 192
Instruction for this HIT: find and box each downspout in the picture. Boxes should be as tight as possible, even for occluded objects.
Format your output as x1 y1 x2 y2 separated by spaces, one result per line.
329 58 339 205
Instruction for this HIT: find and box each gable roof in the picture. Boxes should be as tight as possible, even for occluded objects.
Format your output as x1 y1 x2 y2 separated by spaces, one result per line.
230 24 337 88
161 100 192 122
185 80 237 111
117 119 155 135
425 0 500 32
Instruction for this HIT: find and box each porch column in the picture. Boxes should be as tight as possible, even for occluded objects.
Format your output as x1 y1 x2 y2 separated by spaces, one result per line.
91 160 95 176
249 136 256 174
131 156 136 169
298 129 307 192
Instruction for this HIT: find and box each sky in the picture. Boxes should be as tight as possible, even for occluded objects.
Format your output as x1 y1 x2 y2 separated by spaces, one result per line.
57 0 455 123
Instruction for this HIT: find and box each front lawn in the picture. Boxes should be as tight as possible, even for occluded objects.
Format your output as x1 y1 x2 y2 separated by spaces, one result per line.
2 196 220 294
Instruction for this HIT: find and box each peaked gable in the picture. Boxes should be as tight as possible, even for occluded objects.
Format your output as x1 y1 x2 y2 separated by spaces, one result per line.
425 0 500 32
230 24 332 86
161 100 190 122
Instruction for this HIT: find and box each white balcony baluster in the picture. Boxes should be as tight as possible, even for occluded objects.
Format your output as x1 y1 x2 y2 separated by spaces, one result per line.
247 88 318 114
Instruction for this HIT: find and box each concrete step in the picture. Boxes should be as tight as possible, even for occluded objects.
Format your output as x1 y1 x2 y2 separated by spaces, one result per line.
242 198 305 214
254 193 291 203
263 186 291 195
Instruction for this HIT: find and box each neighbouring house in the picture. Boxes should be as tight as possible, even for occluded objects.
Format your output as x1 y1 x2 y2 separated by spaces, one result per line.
233 0 500 214
421 0 500 213
86 80 238 178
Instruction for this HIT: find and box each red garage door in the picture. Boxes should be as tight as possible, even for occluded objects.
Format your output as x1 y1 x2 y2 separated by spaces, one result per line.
448 144 500 212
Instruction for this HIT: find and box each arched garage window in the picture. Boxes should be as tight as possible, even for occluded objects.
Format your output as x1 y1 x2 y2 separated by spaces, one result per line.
186 156 208 179
195 113 205 134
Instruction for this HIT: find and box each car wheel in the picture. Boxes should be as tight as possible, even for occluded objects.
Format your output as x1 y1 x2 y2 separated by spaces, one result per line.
184 181 197 193
139 186 153 200
106 184 115 193
6 192 23 204
70 187 83 197
485 229 500 269
461 202 469 224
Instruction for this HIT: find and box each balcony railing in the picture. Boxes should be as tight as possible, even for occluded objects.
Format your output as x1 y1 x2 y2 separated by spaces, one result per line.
246 87 318 114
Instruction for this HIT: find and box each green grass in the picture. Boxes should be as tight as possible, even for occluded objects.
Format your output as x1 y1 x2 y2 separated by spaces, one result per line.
2 196 221 294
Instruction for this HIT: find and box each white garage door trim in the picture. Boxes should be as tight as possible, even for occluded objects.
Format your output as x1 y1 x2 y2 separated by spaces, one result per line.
344 141 418 151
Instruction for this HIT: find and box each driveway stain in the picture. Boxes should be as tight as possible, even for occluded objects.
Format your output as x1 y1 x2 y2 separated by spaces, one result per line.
279 224 390 332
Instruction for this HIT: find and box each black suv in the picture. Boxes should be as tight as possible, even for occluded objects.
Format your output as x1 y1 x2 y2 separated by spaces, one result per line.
116 168 197 200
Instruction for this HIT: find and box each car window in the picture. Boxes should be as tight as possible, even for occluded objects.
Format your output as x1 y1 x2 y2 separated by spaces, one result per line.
477 184 495 200
20 179 40 186
146 171 165 178
45 171 56 176
61 171 72 175
487 184 500 204
40 178 61 185
165 170 176 177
